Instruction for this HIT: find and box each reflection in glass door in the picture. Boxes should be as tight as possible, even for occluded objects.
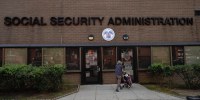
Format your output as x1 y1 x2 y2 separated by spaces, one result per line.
82 48 102 84
121 48 133 75
118 47 137 82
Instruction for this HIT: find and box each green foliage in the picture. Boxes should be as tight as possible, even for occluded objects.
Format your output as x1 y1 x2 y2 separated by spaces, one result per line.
149 63 200 89
162 65 174 88
148 63 174 86
148 63 164 75
173 64 200 89
0 64 65 91
148 63 165 85
163 65 174 77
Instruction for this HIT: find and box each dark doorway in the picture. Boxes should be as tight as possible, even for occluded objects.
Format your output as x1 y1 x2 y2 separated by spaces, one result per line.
28 48 42 66
172 46 184 65
81 47 102 84
118 47 138 83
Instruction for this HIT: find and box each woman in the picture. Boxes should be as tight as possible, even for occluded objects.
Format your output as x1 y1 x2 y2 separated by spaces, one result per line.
115 60 123 92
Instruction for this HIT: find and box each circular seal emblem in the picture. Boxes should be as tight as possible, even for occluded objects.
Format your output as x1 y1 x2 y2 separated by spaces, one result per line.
102 28 115 41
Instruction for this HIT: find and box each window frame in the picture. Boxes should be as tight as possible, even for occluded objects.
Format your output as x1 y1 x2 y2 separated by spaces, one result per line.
172 46 184 66
138 46 151 69
102 47 116 70
28 48 42 66
66 47 80 71
4 48 27 64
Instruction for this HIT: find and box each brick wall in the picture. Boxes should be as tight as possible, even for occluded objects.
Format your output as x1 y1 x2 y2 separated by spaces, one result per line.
138 70 153 84
102 72 116 84
64 72 117 84
0 0 199 85
172 74 185 85
63 72 81 84
59 70 185 85
138 70 185 85
0 0 199 45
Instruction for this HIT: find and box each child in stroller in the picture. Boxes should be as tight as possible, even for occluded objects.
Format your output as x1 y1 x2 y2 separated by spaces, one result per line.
122 71 132 88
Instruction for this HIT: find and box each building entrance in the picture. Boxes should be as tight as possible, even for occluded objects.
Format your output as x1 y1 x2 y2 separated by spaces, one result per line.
118 47 138 82
81 47 102 84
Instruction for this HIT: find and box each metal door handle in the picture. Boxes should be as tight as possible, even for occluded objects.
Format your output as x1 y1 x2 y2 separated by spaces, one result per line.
97 66 100 72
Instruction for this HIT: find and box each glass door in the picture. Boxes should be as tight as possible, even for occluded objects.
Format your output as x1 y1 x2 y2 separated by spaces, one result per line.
81 47 102 84
118 47 138 82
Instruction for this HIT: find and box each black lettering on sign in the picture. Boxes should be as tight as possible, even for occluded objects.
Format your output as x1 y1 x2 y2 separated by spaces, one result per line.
4 17 12 26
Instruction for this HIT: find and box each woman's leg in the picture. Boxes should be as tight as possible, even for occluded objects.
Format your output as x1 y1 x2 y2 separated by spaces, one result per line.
116 75 122 91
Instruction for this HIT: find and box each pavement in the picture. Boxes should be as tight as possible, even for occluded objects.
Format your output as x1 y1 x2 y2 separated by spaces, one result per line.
58 84 184 100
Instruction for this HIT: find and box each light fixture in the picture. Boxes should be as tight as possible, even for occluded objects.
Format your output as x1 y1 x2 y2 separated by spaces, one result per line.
88 34 94 41
123 34 129 40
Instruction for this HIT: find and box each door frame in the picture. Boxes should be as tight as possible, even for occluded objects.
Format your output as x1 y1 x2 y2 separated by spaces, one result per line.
81 47 102 84
117 46 138 83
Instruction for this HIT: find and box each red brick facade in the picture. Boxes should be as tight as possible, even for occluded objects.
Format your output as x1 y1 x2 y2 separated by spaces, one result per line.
63 73 81 84
0 0 199 45
0 0 200 84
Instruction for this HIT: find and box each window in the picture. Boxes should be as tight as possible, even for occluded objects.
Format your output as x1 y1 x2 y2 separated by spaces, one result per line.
28 48 42 66
103 47 116 69
152 46 170 65
0 48 2 67
43 48 65 65
138 47 151 69
172 46 184 65
66 48 80 70
4 48 27 64
185 46 200 65
195 10 200 16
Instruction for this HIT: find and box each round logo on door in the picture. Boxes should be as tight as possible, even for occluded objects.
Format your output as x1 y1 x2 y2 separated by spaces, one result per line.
102 28 115 41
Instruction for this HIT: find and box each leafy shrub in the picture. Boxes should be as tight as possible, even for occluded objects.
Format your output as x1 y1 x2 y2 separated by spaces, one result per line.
148 63 174 86
162 65 174 88
0 64 65 91
148 63 165 84
149 63 200 89
173 64 200 89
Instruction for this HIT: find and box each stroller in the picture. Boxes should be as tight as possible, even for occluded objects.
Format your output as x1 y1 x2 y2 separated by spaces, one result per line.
122 71 132 88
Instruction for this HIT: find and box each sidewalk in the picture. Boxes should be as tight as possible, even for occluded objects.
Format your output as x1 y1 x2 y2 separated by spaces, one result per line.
58 84 184 100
